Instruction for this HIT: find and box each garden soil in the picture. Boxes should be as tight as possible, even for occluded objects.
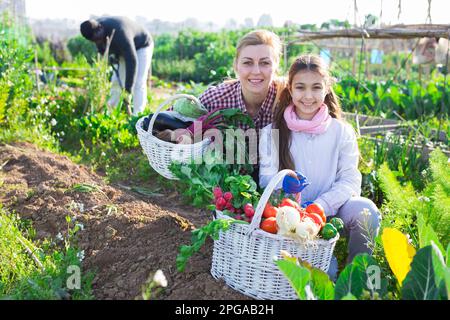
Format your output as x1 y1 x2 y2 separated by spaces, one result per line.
0 142 248 300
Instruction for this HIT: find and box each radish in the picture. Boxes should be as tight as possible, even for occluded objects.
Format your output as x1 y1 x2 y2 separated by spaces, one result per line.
216 197 226 210
213 187 223 199
223 192 233 201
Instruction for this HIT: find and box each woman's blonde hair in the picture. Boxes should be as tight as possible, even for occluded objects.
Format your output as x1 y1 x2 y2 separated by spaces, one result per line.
234 29 282 71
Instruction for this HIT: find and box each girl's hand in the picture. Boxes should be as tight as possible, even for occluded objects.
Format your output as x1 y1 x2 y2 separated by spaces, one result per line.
282 171 310 194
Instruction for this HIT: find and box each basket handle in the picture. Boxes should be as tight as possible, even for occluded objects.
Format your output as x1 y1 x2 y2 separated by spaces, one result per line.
147 94 202 133
246 169 301 236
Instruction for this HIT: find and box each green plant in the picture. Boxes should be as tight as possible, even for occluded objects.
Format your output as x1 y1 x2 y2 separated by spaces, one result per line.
83 54 112 114
140 269 168 300
66 35 98 64
277 228 449 300
169 148 254 207
275 253 387 300
378 149 450 249
382 227 448 300
176 218 247 272
0 209 94 300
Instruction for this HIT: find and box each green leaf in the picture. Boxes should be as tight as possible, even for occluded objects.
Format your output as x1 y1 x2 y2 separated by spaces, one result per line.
180 165 192 178
176 219 243 272
310 268 335 300
334 254 387 300
401 244 447 300
275 259 311 300
190 177 203 186
443 264 450 299
447 243 450 267
341 293 358 300
417 212 445 254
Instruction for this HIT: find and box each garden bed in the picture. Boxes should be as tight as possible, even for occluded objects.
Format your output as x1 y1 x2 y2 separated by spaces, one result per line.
0 142 248 300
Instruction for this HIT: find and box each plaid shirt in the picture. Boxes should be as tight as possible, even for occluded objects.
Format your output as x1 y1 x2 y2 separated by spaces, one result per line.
199 80 278 131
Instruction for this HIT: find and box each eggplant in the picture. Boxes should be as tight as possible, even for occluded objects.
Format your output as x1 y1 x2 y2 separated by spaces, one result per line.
142 112 193 132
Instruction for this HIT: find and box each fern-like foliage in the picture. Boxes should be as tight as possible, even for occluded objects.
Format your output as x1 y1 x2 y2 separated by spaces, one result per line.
378 149 449 248
423 150 450 246
378 163 420 245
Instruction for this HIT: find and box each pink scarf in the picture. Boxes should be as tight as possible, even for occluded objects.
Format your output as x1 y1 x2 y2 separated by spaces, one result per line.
283 103 332 134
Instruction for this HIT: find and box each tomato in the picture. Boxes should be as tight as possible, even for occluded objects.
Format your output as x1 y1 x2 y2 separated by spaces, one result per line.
263 203 278 218
260 217 278 234
306 203 326 224
280 198 305 219
304 212 325 228
280 198 301 211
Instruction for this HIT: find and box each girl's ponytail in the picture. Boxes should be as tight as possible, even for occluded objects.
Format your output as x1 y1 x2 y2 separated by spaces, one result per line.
325 87 342 119
273 86 295 171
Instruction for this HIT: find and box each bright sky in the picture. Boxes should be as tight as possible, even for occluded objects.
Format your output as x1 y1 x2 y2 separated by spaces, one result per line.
26 0 449 26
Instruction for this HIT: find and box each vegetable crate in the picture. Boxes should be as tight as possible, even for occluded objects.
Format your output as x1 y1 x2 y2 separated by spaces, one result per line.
211 170 339 300
136 94 212 180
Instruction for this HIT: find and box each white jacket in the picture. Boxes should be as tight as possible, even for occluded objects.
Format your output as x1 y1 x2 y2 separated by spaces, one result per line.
259 119 362 216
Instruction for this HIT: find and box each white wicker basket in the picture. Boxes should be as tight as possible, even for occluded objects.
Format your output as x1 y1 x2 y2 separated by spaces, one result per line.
211 169 339 300
136 94 212 180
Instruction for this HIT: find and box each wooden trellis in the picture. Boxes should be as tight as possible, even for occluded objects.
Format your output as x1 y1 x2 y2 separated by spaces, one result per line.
288 24 450 43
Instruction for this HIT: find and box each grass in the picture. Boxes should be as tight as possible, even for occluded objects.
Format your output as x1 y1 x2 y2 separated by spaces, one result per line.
0 207 94 300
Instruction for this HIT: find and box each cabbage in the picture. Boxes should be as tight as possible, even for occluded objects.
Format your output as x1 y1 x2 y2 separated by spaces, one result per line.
173 98 208 119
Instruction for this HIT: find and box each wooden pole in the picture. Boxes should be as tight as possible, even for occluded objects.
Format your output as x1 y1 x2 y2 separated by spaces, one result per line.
284 36 288 74
292 26 450 42
34 49 40 93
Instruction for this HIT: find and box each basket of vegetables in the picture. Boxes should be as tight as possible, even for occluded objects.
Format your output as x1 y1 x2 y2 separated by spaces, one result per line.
210 169 340 300
136 94 212 180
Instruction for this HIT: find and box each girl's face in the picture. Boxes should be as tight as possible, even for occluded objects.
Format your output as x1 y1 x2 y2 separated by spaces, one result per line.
289 70 328 120
235 44 277 96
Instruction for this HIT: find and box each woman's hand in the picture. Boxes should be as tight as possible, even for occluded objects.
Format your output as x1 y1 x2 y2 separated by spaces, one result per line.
282 171 310 194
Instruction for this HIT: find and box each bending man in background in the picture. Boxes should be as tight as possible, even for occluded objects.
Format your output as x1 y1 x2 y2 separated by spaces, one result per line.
80 16 153 115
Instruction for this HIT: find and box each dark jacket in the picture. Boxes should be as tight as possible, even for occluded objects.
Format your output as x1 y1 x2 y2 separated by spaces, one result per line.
96 16 152 92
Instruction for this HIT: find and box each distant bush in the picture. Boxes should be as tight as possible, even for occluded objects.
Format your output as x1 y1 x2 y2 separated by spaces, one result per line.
67 35 97 64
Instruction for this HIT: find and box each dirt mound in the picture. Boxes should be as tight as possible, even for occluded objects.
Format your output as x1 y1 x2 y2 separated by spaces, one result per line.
0 142 247 300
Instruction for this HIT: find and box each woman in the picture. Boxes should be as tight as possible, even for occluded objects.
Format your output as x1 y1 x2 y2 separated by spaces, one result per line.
199 29 284 131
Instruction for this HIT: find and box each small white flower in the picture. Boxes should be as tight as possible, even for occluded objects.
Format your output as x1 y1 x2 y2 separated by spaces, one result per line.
56 232 63 241
418 196 430 202
153 269 168 287
76 223 85 231
50 118 57 126
72 109 76 113
101 152 106 157
361 208 371 217
60 131 65 136
44 110 51 117
77 250 85 262
406 234 413 245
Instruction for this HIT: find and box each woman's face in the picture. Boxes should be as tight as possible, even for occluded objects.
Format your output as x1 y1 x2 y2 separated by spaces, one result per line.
289 70 328 120
235 44 277 96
